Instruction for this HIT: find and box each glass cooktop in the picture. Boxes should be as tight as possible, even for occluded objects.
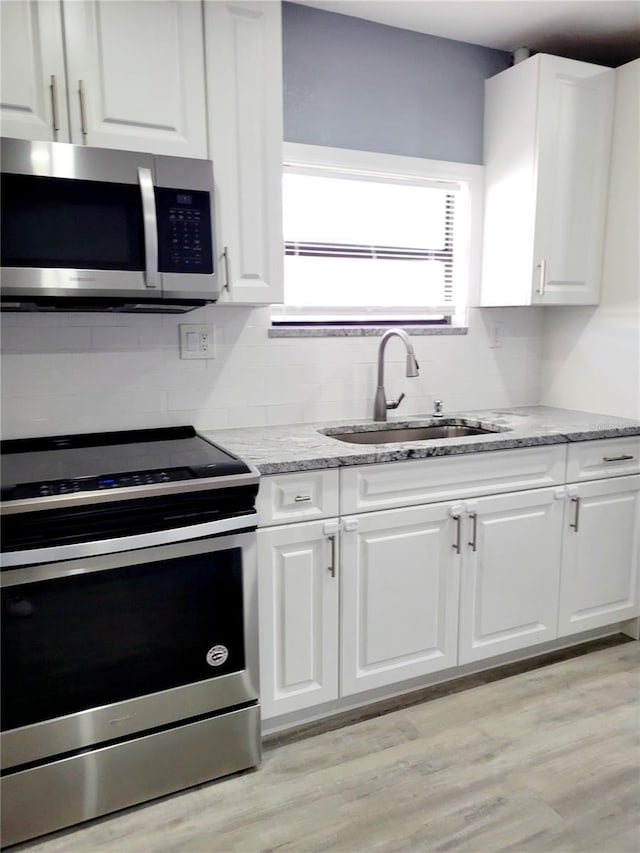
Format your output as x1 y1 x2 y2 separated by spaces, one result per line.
0 426 251 501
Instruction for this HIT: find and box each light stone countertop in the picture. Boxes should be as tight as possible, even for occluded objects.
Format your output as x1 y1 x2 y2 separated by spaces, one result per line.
202 406 640 475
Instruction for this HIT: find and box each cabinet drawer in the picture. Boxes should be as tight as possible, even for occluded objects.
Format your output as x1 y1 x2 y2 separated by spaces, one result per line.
257 469 339 526
340 445 567 514
566 437 640 483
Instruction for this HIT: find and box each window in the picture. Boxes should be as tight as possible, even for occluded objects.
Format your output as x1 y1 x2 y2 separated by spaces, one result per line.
273 143 483 328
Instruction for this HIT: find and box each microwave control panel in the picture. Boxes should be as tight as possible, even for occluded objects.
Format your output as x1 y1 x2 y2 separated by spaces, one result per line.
155 188 214 275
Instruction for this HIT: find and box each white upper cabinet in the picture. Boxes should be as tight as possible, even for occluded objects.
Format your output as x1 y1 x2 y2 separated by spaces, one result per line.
62 0 208 157
481 54 616 307
204 1 284 304
1 0 208 157
0 1 69 142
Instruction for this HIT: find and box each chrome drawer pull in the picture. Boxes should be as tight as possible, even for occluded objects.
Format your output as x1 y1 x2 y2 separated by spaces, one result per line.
327 534 336 577
452 514 461 553
602 455 634 463
78 79 88 139
468 512 478 552
294 495 312 503
50 75 60 136
569 497 580 532
222 246 230 292
537 258 547 296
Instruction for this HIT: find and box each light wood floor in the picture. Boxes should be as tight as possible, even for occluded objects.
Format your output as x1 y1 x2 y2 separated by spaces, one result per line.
14 640 640 853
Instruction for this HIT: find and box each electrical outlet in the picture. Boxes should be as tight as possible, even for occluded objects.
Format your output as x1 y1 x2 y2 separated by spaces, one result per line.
489 320 505 349
179 324 216 360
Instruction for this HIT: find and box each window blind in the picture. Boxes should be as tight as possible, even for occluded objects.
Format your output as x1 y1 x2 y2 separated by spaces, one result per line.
277 163 465 323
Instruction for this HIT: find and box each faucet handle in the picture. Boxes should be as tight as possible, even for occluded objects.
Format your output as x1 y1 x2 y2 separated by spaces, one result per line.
387 392 405 411
434 399 443 417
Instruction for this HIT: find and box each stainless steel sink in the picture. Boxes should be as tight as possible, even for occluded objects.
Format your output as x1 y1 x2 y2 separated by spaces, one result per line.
321 419 507 445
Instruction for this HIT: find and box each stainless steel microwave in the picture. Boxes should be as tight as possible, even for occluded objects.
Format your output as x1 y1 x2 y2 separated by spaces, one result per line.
0 138 219 313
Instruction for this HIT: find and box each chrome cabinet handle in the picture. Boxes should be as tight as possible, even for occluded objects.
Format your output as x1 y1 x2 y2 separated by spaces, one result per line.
327 534 336 577
137 168 159 290
569 497 581 532
222 246 230 291
468 512 478 551
50 75 60 137
602 455 634 463
452 514 461 553
78 79 88 139
537 258 547 297
294 495 311 503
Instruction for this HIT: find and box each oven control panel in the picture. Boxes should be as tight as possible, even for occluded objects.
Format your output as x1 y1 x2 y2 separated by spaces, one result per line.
11 467 194 499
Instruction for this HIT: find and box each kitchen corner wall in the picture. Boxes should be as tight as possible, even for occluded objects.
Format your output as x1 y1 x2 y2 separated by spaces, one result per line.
539 59 640 420
0 3 543 440
0 307 542 438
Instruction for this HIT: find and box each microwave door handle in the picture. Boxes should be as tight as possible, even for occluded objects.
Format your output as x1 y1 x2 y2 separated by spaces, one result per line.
137 167 159 289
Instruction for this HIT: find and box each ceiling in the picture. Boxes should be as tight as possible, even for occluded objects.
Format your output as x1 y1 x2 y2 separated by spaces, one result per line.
294 1 640 66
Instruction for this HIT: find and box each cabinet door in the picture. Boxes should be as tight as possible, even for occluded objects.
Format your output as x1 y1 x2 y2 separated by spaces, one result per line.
258 521 339 719
458 488 564 664
0 0 70 142
341 504 460 697
62 0 207 156
204 1 284 304
533 56 616 305
558 476 640 637
481 54 614 307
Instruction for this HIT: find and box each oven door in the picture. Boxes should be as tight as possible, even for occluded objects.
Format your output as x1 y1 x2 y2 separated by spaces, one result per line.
1 529 258 772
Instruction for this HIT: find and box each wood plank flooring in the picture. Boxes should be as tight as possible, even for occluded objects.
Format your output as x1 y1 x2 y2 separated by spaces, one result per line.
12 639 640 853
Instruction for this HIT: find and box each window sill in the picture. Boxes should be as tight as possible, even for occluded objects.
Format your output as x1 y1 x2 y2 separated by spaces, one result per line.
268 325 468 338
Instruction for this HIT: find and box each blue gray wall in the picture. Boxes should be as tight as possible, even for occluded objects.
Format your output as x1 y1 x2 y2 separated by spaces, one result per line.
282 2 511 164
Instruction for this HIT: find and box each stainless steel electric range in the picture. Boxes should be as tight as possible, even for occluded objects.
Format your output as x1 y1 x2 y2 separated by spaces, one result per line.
0 426 261 847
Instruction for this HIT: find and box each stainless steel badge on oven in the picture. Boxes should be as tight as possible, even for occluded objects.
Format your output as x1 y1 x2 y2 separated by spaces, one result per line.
206 645 229 666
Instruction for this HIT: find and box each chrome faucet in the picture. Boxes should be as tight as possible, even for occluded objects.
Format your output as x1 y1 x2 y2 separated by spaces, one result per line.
373 329 420 421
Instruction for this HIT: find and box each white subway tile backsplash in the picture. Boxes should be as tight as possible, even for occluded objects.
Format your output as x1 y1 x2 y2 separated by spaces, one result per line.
2 394 80 437
1 306 543 438
1 325 92 353
265 403 311 425
226 406 268 428
90 326 140 352
193 408 230 430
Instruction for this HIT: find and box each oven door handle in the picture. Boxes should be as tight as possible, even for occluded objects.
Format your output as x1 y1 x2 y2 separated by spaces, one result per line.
0 513 257 578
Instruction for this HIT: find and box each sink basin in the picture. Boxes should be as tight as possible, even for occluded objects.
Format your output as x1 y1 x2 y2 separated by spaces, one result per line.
321 419 507 445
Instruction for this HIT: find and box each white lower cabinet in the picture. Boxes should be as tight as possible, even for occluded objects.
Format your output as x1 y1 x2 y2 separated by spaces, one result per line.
257 444 640 724
257 520 339 719
458 488 565 664
558 475 640 637
340 503 460 696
